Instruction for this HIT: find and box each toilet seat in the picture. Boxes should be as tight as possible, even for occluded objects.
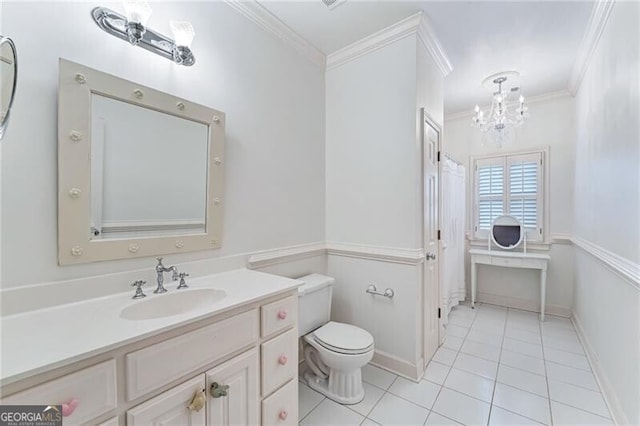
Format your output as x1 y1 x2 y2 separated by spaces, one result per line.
313 321 374 355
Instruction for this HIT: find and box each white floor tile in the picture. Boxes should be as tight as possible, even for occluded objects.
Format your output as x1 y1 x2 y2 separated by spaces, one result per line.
473 318 506 334
442 335 464 351
502 337 544 359
299 382 325 420
492 383 551 425
545 361 599 391
368 392 430 426
300 398 364 426
500 349 546 376
542 334 585 355
448 315 474 328
360 418 381 426
489 406 544 425
460 339 502 362
347 382 385 417
424 361 451 385
497 364 548 397
432 347 458 366
388 376 441 409
362 364 398 390
445 323 469 338
506 318 541 333
540 316 573 331
548 380 610 418
544 348 591 371
467 329 504 347
424 412 462 425
443 368 495 402
505 327 542 345
550 401 613 425
432 388 491 426
453 353 499 380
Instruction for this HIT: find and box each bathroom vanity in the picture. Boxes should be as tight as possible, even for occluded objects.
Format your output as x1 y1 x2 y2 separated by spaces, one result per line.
0 269 301 426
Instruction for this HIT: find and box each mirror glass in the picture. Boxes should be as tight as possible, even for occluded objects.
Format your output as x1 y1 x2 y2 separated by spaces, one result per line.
491 215 523 249
0 37 17 139
90 94 209 239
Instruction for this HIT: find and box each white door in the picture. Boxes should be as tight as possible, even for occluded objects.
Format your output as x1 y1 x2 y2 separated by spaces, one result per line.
206 348 259 426
127 375 206 426
422 110 441 365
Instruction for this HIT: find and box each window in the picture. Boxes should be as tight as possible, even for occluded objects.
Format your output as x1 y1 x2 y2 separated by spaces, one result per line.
473 150 546 241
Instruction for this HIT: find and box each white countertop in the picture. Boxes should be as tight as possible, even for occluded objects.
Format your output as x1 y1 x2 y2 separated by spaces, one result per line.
0 269 302 387
469 248 551 260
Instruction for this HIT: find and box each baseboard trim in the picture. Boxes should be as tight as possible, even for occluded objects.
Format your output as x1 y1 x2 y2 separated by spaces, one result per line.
571 310 628 425
476 292 572 318
370 349 422 382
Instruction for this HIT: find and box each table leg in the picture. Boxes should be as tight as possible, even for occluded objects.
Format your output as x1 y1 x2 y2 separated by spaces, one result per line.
471 260 477 309
540 268 547 322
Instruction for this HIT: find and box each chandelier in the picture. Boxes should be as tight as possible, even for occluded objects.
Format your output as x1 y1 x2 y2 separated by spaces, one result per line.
472 72 529 147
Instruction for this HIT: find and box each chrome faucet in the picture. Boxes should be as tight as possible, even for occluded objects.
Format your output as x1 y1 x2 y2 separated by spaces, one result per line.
154 257 179 294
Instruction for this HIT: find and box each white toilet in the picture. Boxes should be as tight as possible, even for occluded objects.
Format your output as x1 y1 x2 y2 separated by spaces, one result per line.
297 273 374 405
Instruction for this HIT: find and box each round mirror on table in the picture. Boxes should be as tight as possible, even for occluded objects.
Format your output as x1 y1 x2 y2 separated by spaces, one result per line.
0 36 18 141
491 215 523 250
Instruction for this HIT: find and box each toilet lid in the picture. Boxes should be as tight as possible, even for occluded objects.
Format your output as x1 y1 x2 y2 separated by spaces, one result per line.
313 322 374 354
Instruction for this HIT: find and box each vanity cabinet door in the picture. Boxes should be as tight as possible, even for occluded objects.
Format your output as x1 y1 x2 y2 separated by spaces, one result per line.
127 375 206 426
205 348 259 426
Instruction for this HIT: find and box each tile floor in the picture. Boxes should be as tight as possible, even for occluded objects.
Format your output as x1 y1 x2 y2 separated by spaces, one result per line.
298 303 614 425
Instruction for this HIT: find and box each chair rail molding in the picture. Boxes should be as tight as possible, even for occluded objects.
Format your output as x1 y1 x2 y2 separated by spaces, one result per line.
571 236 640 291
326 242 426 265
568 0 615 95
246 242 326 269
326 11 452 75
223 0 326 67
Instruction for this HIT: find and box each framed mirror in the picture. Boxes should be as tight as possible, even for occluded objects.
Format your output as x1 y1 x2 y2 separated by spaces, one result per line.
0 36 18 140
58 59 225 265
491 215 523 250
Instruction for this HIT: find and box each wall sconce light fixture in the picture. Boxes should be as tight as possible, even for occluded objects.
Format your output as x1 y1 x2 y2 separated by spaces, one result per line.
92 0 196 66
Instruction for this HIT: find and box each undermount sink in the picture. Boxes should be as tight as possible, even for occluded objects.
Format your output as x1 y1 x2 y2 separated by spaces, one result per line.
120 288 226 320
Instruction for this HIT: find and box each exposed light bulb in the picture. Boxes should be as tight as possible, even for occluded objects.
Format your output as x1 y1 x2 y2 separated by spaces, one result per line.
474 104 480 113
519 95 524 104
170 21 195 48
122 0 152 25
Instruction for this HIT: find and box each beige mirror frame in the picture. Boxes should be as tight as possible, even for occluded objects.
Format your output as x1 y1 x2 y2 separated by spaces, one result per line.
58 59 225 265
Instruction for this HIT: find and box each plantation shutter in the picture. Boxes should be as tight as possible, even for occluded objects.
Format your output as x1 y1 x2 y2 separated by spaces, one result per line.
507 153 543 237
476 158 505 236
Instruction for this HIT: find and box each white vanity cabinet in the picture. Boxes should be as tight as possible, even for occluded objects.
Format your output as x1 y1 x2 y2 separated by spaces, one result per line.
0 287 299 426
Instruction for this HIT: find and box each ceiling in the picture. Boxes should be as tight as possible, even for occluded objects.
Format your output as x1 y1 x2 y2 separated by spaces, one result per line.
258 1 594 115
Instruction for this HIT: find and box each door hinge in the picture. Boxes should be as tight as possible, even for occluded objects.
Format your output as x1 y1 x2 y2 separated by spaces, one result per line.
438 308 441 319
437 151 441 162
437 230 441 240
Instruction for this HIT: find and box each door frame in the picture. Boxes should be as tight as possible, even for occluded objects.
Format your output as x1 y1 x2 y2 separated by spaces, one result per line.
421 109 442 368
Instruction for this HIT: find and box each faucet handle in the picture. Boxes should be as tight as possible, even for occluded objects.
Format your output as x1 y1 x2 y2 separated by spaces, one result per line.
177 273 190 290
131 280 147 299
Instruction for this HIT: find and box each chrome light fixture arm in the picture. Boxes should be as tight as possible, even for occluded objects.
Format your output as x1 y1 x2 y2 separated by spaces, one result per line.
92 7 195 66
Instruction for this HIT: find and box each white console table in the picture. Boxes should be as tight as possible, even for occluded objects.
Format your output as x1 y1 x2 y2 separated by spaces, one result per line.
469 248 551 321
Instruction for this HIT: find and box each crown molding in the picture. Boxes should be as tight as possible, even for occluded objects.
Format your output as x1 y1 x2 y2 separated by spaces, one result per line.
326 11 451 75
568 0 615 95
444 89 573 122
416 14 453 77
223 0 326 68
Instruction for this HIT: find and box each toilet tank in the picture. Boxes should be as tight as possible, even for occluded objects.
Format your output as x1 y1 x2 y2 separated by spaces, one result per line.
297 273 335 336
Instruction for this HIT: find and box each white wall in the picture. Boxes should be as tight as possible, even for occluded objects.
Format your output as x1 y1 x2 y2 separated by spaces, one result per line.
0 1 325 289
444 95 576 315
572 1 640 424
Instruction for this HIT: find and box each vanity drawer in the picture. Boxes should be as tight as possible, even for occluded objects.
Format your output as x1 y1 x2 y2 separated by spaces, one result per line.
261 296 297 337
0 360 117 425
126 309 258 401
261 328 298 396
262 379 298 426
491 256 523 267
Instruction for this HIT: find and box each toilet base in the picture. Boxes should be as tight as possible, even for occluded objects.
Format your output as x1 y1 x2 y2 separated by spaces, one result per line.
304 370 365 405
